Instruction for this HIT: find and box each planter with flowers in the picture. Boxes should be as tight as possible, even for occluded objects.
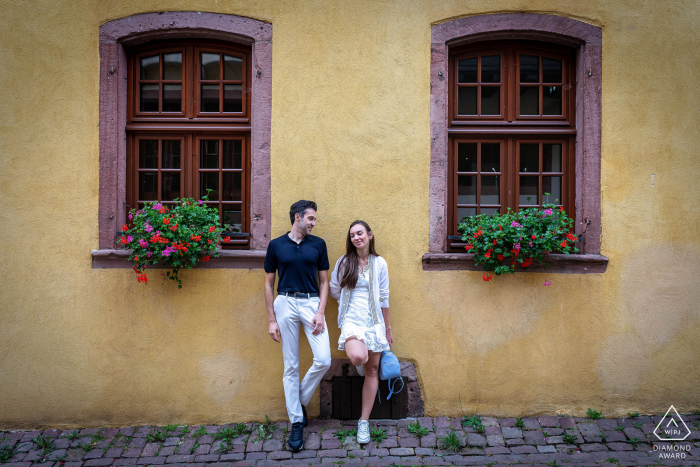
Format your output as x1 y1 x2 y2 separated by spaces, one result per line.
119 196 230 288
458 196 579 284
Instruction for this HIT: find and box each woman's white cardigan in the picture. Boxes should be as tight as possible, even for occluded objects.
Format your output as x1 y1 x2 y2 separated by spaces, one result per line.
329 254 390 345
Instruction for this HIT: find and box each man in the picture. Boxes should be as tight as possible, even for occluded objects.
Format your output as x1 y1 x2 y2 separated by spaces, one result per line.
264 200 331 452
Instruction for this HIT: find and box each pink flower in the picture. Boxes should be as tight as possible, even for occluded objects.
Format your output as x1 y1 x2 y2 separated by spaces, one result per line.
162 246 176 257
511 221 522 227
198 200 203 205
543 208 553 216
126 235 133 243
529 241 533 247
152 203 162 210
543 278 552 286
138 239 148 248
514 243 521 251
128 213 133 220
144 222 153 233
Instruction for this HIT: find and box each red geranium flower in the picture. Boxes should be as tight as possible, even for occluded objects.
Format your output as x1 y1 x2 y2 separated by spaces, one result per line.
223 236 231 243
163 217 170 225
122 224 128 232
202 256 210 261
208 226 216 232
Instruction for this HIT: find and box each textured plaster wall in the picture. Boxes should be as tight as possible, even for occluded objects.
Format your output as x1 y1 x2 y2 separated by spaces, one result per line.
0 0 699 428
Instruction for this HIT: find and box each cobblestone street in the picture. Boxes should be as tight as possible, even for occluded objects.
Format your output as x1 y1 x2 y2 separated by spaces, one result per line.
2 414 699 466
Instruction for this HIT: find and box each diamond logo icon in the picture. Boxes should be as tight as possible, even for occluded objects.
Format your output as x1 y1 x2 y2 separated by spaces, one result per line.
654 405 691 441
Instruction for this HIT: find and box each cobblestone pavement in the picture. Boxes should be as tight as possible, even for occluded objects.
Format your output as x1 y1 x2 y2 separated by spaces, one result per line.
2 414 699 466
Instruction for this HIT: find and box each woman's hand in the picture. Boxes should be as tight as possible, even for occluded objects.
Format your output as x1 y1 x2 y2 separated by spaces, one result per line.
386 327 393 344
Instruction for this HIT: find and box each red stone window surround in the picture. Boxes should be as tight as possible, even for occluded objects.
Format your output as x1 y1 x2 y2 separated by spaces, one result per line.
423 13 608 273
93 12 272 269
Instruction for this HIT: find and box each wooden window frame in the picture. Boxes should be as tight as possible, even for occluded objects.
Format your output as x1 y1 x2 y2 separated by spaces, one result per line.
126 40 252 249
425 13 607 272
95 12 272 267
446 42 576 251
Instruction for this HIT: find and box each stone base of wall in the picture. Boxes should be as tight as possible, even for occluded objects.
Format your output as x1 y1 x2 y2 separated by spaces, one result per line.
319 358 423 419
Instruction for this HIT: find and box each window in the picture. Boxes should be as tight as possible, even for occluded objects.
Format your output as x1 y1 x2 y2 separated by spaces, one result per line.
126 40 251 248
425 13 606 271
447 42 576 250
95 12 272 267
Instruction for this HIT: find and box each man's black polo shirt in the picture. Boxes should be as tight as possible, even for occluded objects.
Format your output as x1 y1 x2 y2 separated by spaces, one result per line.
264 233 330 293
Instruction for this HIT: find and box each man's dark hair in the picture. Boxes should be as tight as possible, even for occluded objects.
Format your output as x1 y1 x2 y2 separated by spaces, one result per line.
289 200 317 225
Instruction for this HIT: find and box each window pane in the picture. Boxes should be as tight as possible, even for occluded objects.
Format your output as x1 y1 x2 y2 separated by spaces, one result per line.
200 140 219 168
481 176 499 204
457 143 477 172
163 53 182 80
481 87 500 115
481 143 500 172
543 86 562 115
224 55 243 80
223 84 242 112
139 140 158 168
543 144 562 172
140 84 159 112
139 173 158 200
162 84 181 112
520 55 539 83
140 55 159 80
201 84 220 112
520 144 539 172
223 172 242 201
519 176 539 205
223 140 242 169
458 57 477 83
162 140 181 169
162 173 181 201
458 87 477 115
201 53 220 80
223 206 242 231
457 176 476 204
457 207 476 222
200 172 219 199
481 207 499 216
542 57 562 83
520 87 539 115
543 176 562 203
481 55 500 82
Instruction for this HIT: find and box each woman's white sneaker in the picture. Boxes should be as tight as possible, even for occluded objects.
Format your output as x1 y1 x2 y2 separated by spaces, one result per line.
357 419 370 444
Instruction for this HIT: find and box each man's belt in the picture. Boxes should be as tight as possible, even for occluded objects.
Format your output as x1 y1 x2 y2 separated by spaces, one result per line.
282 292 319 298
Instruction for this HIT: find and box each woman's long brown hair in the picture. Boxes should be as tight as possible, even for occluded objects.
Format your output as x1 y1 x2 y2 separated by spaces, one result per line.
339 220 379 289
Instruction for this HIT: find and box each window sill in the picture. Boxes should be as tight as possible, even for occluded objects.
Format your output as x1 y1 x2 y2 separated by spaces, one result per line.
91 249 266 269
422 253 608 273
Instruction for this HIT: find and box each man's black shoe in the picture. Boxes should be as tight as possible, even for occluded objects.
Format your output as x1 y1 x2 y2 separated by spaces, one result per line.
302 405 308 427
288 422 304 452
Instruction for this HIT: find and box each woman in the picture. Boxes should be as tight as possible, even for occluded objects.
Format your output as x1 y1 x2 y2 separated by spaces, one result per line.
330 220 392 444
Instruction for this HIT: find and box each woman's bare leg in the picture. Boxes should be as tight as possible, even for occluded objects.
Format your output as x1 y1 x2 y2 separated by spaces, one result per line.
344 337 369 367
360 350 382 421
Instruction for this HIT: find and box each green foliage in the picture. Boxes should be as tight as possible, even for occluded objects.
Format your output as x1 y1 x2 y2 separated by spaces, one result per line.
369 427 387 443
178 426 189 436
161 425 178 434
0 444 17 464
146 428 169 443
615 426 625 432
190 426 207 438
605 457 620 464
407 420 429 439
461 415 485 433
627 437 644 447
215 424 251 442
633 422 643 429
31 435 56 457
252 415 276 442
458 197 579 280
562 428 578 445
514 418 525 428
627 411 640 418
333 429 357 443
439 430 462 453
122 194 227 288
587 408 603 420
545 461 561 467
66 430 80 441
78 441 95 452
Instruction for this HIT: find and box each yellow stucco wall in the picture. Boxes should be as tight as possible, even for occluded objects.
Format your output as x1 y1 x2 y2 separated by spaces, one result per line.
1 0 699 429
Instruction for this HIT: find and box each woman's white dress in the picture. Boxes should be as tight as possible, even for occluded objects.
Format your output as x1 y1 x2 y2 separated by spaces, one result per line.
337 264 390 352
